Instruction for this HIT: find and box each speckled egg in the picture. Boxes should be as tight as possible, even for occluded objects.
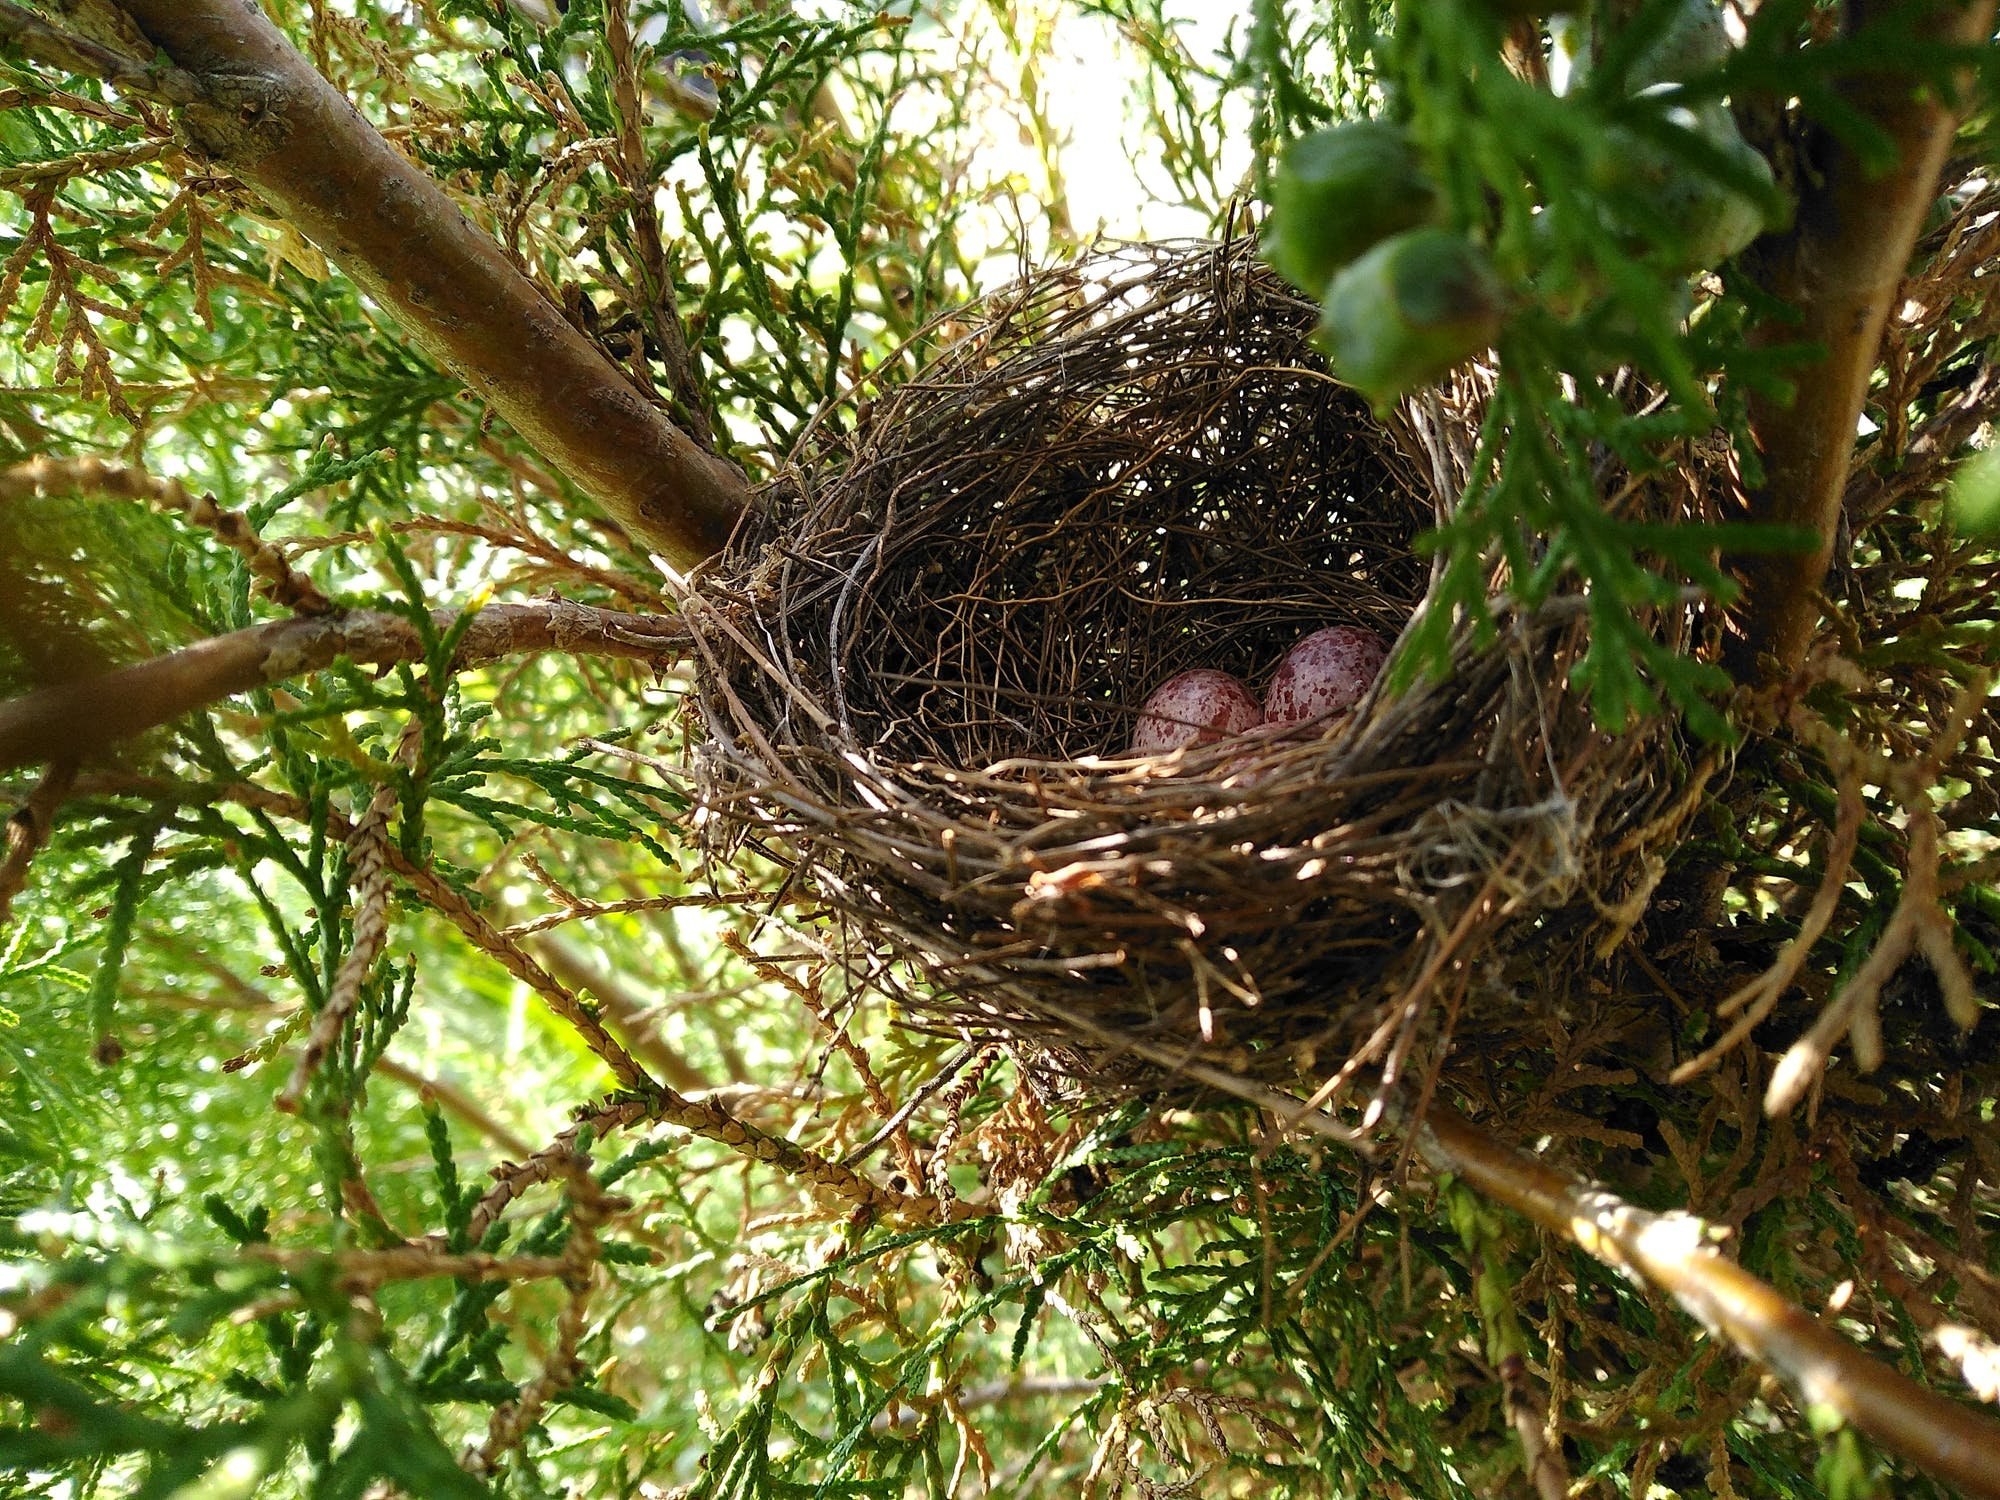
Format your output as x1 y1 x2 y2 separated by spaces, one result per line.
1263 625 1387 724
1129 669 1263 755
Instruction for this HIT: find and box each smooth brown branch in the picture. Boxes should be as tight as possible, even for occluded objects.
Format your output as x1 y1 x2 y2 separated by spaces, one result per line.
1417 1105 2000 1500
392 857 655 1094
1498 1353 1570 1500
242 1244 575 1293
1 454 333 614
0 759 76 929
1728 0 1999 677
0 599 690 771
530 934 711 1094
108 0 751 571
370 1057 539 1161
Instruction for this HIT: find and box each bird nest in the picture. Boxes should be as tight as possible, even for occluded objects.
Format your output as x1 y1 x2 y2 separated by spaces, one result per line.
685 240 1712 1092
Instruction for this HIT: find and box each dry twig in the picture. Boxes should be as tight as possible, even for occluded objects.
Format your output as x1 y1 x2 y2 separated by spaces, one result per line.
0 760 76 930
0 598 689 771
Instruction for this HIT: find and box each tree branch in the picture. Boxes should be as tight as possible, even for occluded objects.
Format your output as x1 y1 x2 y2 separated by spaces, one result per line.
1728 0 1997 677
1417 1106 2000 1499
531 933 712 1095
0 1 196 102
0 759 76 927
1133 1045 2000 1495
105 0 752 571
0 600 689 771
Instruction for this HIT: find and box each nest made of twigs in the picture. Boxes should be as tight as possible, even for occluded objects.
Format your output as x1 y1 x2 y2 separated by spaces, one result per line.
686 239 1711 1092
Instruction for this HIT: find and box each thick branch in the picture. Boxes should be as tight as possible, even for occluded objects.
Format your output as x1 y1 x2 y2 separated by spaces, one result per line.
0 600 689 771
1419 1106 2000 1498
107 0 751 571
1728 0 1996 676
1159 1046 2000 1493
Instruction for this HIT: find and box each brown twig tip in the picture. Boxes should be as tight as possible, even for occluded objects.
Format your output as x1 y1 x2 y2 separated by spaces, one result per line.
0 760 76 930
0 455 333 615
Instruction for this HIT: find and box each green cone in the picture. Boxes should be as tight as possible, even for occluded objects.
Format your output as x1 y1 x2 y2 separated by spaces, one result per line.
1316 228 1505 408
1264 121 1441 297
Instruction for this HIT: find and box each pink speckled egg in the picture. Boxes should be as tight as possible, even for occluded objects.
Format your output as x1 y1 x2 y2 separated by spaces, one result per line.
1129 669 1263 755
1263 625 1387 724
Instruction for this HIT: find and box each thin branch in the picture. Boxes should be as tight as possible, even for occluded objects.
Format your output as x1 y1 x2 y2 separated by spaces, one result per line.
242 1243 576 1292
66 771 659 1093
105 0 752 570
0 759 76 928
0 599 690 771
531 933 711 1094
1669 752 1865 1085
0 2 197 103
278 725 415 1112
1498 1353 1570 1500
1765 677 1986 1114
368 1056 539 1160
1728 0 1998 676
453 1090 971 1256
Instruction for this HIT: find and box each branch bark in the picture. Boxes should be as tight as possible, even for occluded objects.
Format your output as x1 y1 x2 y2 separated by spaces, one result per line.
0 600 689 771
106 0 751 571
1129 1046 2000 1496
1727 0 1996 677
1418 1106 2000 1499
0 1 196 101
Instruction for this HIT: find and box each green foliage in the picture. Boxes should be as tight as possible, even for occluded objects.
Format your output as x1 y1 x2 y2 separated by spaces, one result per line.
1262 120 1438 294
1260 0 1840 730
0 3 1996 1499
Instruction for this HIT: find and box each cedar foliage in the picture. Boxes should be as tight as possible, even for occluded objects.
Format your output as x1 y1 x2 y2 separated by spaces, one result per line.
0 3 1997 1499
